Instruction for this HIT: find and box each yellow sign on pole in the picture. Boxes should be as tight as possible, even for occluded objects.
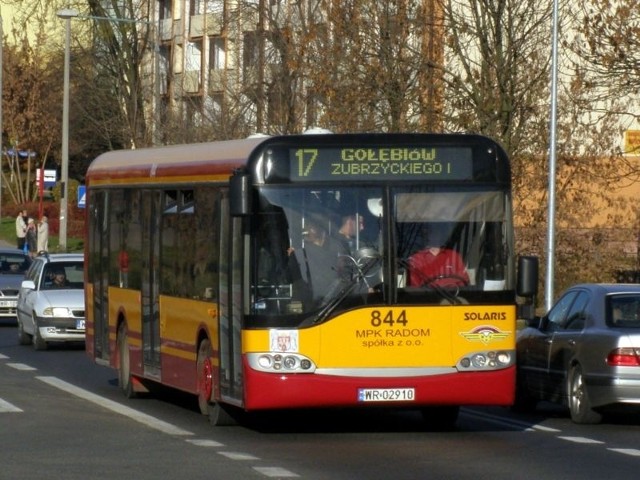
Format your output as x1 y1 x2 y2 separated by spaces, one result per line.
624 130 640 154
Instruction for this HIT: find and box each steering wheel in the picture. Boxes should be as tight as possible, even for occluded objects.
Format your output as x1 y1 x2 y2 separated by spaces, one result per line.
422 273 469 288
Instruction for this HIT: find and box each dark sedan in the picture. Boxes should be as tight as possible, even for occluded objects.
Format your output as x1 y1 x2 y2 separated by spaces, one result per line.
515 283 640 424
0 248 32 320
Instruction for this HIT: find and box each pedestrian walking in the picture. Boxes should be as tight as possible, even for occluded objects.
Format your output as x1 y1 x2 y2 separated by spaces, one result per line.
25 218 37 257
37 216 49 253
15 209 27 249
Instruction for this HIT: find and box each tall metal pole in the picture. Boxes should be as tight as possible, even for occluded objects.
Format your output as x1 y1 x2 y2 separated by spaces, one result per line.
57 9 78 251
0 14 4 222
54 9 154 248
545 0 560 311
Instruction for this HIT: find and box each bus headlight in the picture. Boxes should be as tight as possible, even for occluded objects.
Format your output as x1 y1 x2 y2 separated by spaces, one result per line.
257 355 273 369
283 356 298 369
456 350 514 371
247 352 316 373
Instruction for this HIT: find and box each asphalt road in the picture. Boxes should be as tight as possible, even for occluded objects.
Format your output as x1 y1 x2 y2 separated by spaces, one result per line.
3 319 640 480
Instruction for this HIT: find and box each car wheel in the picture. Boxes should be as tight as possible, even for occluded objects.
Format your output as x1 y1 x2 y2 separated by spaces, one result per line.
117 323 136 399
32 316 47 351
17 318 31 345
568 364 602 424
196 339 213 415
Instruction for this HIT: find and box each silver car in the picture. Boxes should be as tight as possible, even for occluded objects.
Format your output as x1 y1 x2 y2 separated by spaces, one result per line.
16 253 85 350
516 283 640 424
0 248 32 319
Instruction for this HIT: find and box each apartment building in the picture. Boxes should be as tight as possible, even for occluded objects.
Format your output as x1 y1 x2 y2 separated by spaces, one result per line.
152 0 443 139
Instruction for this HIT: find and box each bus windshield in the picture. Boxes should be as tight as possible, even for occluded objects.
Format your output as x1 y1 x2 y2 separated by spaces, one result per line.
249 184 514 326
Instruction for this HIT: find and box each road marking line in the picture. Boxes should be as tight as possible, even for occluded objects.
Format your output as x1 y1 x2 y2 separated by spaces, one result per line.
7 363 37 371
253 467 300 478
36 376 193 436
0 398 23 413
608 448 640 457
462 409 560 432
557 436 604 444
185 439 225 447
0 353 9 359
218 452 260 461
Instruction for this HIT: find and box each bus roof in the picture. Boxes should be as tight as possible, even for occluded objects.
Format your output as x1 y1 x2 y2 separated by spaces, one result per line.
86 136 271 185
86 133 509 186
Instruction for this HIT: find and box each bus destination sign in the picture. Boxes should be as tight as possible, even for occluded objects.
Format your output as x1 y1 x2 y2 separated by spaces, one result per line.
290 146 473 181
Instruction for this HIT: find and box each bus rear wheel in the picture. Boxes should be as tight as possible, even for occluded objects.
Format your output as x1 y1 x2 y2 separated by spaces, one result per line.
197 339 213 415
117 323 137 399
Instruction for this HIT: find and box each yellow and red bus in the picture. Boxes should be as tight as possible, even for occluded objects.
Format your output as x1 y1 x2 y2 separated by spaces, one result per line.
85 132 537 426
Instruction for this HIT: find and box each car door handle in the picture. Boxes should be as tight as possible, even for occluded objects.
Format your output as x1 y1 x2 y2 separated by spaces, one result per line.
568 339 576 346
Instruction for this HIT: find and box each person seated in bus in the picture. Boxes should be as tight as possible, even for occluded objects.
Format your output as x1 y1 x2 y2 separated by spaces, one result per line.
407 226 469 288
292 216 349 305
337 213 365 254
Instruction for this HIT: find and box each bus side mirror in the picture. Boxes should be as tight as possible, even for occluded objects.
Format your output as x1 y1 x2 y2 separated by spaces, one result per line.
230 172 251 216
517 255 538 298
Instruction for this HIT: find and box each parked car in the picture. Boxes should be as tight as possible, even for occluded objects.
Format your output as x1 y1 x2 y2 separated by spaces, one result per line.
0 248 32 320
515 283 640 424
16 253 85 350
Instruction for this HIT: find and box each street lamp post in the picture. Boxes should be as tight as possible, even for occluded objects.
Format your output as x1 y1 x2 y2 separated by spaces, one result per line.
56 9 157 250
56 8 79 251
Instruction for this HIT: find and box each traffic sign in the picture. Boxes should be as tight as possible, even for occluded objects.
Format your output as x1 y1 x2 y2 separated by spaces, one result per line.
77 185 86 208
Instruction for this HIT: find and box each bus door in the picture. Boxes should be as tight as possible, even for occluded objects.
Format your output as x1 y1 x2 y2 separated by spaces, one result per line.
140 190 162 379
218 194 244 403
89 190 110 361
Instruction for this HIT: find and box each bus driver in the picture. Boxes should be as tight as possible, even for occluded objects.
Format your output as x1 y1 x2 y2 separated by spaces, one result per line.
408 225 469 288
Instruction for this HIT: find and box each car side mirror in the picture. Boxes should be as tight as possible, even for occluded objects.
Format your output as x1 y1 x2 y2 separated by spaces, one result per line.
21 280 36 290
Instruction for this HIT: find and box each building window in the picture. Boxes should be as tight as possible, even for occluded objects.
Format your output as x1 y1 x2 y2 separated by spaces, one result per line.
209 36 225 70
186 40 202 72
159 0 172 20
243 31 259 70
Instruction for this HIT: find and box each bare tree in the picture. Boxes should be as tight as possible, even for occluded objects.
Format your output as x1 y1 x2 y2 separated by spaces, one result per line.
222 1 444 134
440 0 634 301
570 0 640 122
1 14 60 205
305 1 443 132
83 0 156 148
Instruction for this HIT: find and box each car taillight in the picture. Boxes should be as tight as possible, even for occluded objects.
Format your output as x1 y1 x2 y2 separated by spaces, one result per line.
607 348 640 366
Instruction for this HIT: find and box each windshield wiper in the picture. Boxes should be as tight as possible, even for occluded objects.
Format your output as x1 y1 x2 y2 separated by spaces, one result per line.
313 248 382 323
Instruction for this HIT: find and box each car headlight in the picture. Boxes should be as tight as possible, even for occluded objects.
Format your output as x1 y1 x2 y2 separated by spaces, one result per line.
42 307 71 317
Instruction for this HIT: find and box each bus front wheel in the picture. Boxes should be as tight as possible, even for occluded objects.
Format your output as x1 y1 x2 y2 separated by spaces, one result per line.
208 402 237 426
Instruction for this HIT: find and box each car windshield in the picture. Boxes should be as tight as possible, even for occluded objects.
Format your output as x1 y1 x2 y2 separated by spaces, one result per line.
608 294 640 328
0 254 30 274
41 262 84 290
